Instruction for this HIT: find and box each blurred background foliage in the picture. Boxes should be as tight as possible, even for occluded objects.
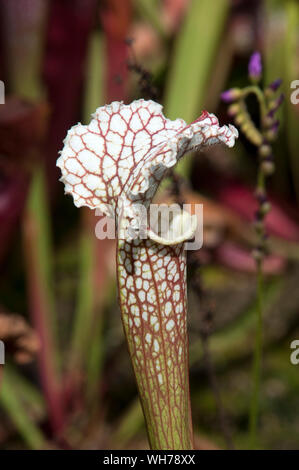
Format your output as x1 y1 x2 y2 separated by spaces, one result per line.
0 0 299 450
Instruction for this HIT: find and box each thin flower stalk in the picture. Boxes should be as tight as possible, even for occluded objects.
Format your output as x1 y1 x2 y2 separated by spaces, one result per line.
57 99 238 449
222 51 284 448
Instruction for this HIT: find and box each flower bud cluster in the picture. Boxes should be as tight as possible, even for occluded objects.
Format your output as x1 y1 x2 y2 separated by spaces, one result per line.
221 52 285 262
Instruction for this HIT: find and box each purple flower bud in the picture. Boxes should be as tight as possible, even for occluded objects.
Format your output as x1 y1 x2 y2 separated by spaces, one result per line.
268 93 285 115
265 119 280 141
248 51 262 82
271 120 280 134
275 93 285 108
221 88 241 103
268 78 282 92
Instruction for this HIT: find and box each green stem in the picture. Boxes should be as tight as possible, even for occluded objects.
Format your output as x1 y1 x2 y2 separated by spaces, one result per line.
242 85 268 119
249 261 264 449
247 79 268 448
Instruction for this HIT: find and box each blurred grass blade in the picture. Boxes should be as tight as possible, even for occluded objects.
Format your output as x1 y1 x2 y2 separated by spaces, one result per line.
26 168 57 336
112 398 144 448
1 0 48 100
84 30 104 121
0 364 46 418
164 0 230 176
24 168 65 433
70 212 98 366
134 0 167 38
0 366 47 449
70 31 104 366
